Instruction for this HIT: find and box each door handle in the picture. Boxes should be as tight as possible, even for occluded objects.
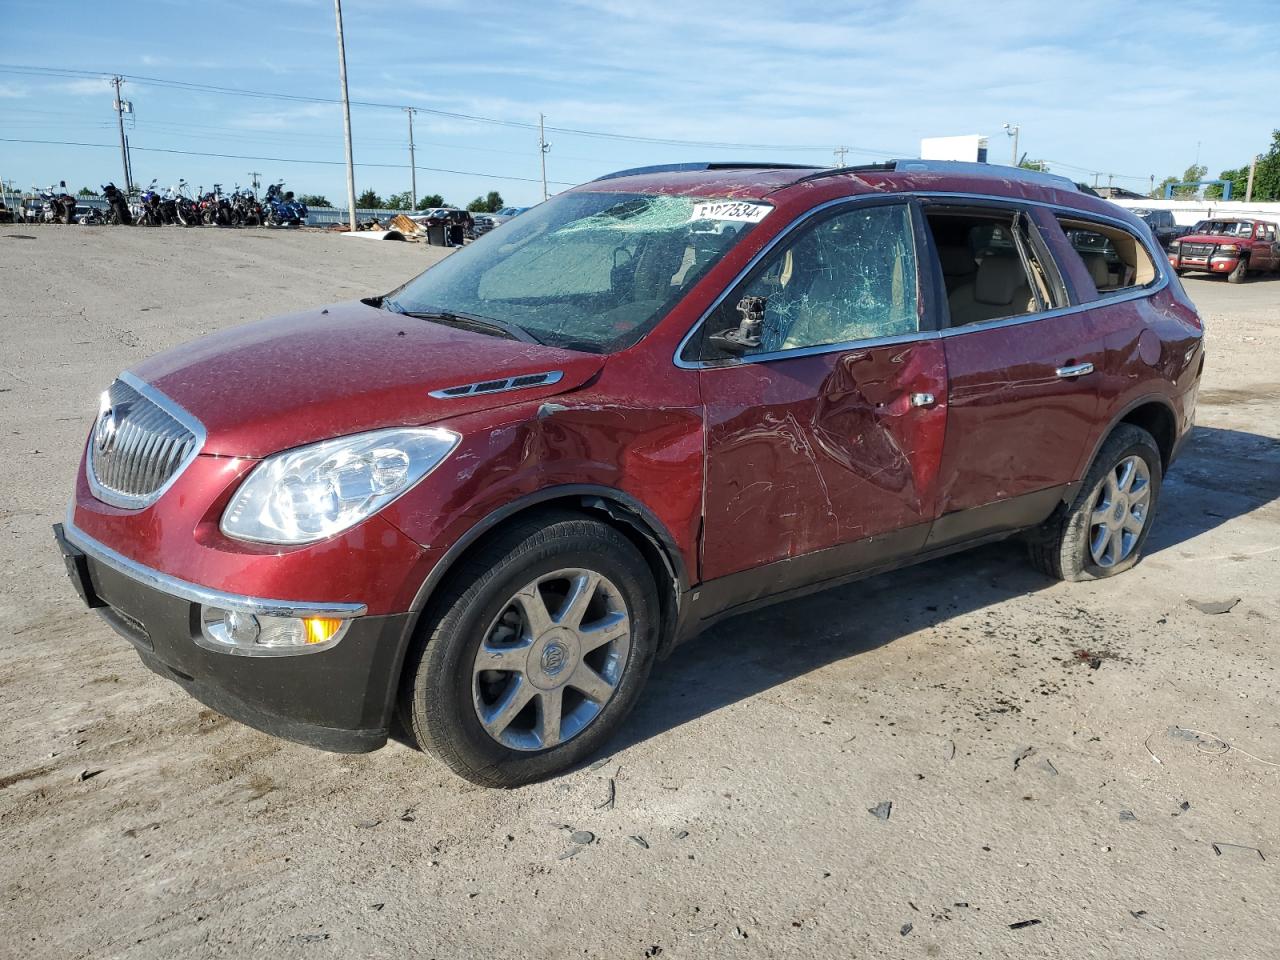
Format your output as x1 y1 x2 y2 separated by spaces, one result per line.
909 392 937 408
1055 362 1094 379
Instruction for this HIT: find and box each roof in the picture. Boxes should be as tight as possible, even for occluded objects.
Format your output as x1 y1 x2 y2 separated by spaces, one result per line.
573 159 1128 223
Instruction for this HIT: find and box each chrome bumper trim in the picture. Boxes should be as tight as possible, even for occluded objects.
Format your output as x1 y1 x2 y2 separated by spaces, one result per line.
62 510 368 619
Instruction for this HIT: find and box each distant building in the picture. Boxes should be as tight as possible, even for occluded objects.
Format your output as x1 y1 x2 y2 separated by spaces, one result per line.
1094 186 1148 200
920 135 989 163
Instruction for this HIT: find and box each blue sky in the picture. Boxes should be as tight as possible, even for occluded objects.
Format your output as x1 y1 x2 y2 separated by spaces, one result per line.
2 0 1278 207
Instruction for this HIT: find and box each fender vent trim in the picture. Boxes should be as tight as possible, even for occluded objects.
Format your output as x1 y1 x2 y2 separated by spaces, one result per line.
429 370 564 399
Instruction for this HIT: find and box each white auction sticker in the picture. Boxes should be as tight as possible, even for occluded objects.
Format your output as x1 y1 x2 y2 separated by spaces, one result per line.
690 201 772 224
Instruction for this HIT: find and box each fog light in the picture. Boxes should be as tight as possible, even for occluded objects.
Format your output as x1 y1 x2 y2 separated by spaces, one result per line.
224 609 261 644
200 606 350 655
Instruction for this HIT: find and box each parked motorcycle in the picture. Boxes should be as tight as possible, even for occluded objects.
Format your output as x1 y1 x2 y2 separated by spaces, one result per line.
262 182 306 226
36 181 78 223
135 180 165 226
171 180 201 227
230 186 262 226
101 182 132 225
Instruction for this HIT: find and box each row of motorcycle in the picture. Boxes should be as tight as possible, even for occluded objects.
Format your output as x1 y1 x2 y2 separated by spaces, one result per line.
27 180 308 227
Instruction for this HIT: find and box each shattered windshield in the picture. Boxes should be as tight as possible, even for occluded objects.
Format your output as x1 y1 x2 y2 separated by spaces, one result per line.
388 191 768 352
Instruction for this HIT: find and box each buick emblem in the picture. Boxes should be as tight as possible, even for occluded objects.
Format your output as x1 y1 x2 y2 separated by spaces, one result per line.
95 407 119 453
540 641 568 676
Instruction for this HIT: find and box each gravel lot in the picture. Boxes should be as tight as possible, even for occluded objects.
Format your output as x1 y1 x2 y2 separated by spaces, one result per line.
1 225 1278 960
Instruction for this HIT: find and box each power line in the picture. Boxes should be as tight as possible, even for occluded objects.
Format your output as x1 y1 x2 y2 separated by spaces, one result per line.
0 137 578 185
0 62 874 155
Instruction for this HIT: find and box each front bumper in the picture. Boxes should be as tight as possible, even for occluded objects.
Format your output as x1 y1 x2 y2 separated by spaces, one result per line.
1170 253 1240 274
54 521 414 753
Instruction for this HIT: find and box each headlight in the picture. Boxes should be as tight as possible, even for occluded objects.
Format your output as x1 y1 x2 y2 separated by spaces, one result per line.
1217 244 1239 253
221 427 459 544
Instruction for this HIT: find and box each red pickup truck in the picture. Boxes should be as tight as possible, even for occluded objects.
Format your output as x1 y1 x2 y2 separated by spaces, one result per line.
1168 218 1280 282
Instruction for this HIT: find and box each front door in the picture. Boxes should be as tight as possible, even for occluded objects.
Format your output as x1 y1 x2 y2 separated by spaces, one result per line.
689 200 949 601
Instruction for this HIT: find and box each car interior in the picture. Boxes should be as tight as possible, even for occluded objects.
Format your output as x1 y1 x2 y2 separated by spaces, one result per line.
1055 217 1156 294
925 211 1051 327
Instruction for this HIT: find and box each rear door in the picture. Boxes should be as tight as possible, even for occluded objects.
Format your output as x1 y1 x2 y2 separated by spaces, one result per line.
920 200 1102 546
687 200 949 599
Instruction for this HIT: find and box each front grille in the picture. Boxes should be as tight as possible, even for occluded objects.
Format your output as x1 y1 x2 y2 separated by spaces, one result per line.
87 377 202 508
1182 242 1215 258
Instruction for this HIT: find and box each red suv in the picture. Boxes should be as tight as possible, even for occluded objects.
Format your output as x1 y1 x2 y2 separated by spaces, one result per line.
55 160 1204 786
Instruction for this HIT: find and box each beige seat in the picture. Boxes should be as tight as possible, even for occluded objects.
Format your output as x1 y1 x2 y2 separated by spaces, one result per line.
1081 252 1112 291
947 256 1032 326
937 245 977 293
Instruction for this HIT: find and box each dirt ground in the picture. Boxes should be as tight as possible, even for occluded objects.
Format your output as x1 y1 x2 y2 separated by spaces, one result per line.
1 225 1277 960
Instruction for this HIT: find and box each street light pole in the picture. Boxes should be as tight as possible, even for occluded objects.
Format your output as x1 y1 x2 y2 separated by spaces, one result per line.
1003 122 1020 166
1246 154 1260 203
334 0 358 231
404 107 417 210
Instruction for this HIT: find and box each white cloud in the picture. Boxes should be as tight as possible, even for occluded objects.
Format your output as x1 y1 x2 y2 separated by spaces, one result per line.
0 83 28 99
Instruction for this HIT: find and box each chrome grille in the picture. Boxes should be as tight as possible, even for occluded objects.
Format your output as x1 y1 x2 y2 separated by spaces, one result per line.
1182 242 1215 258
87 375 204 508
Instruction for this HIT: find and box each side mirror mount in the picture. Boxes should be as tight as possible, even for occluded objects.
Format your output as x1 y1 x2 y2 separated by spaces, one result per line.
708 296 767 354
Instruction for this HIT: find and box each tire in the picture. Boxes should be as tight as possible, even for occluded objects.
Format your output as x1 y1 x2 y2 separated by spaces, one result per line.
1227 258 1249 283
1026 424 1162 582
399 510 660 787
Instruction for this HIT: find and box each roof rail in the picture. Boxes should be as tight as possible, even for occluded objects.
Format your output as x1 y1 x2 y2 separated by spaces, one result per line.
592 161 818 182
794 159 1079 193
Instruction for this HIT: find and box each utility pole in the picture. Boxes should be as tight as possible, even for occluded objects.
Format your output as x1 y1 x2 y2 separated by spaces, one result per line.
334 0 358 231
1245 154 1260 203
1107 173 1114 191
1003 122 1020 166
112 76 132 192
538 113 550 202
833 145 849 167
1092 172 1101 189
247 171 261 196
404 107 417 210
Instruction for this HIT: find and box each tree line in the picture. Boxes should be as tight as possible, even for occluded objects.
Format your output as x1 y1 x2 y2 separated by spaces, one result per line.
1152 130 1280 201
297 189 507 212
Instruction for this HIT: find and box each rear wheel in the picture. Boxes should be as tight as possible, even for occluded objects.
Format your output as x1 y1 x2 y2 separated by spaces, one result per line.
1027 424 1162 581
400 511 659 787
1227 257 1249 283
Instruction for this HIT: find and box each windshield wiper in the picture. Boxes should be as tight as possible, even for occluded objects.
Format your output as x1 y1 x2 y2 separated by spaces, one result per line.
383 299 541 344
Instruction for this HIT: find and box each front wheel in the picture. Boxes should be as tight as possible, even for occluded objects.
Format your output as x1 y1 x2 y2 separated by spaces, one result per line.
1027 424 1162 581
400 511 659 787
1227 258 1249 283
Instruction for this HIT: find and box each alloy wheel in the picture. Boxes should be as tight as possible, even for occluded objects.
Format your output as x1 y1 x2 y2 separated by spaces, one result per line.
472 568 631 751
1088 455 1152 568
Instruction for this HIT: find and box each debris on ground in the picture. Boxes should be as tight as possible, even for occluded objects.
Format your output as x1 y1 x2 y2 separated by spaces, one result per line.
594 778 616 811
868 801 893 821
1012 746 1035 770
943 739 956 761
1172 801 1191 817
355 819 380 829
900 922 913 936
628 835 649 849
1211 842 1265 860
570 830 595 845
77 769 103 782
1130 909 1165 930
673 830 689 840
1008 918 1042 930
1119 810 1138 822
1186 597 1241 615
1040 758 1059 776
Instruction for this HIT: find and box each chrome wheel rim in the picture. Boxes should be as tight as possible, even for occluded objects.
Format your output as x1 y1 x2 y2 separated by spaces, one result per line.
1088 455 1152 568
472 568 631 751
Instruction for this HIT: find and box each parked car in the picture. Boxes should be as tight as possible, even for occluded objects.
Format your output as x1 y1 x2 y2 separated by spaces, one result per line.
410 207 473 244
471 213 497 237
55 160 1204 786
1131 208 1190 248
1167 218 1280 282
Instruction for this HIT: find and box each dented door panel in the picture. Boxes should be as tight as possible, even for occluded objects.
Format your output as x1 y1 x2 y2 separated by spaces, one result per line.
700 339 948 581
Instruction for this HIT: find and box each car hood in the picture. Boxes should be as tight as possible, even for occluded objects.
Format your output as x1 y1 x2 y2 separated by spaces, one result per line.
1178 232 1247 245
130 300 604 457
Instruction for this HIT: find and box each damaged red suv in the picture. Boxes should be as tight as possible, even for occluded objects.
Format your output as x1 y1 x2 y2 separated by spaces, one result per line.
55 160 1204 786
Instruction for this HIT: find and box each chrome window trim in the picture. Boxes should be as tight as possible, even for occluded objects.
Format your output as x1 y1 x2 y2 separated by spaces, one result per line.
672 190 1170 368
62 509 368 621
86 371 208 510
